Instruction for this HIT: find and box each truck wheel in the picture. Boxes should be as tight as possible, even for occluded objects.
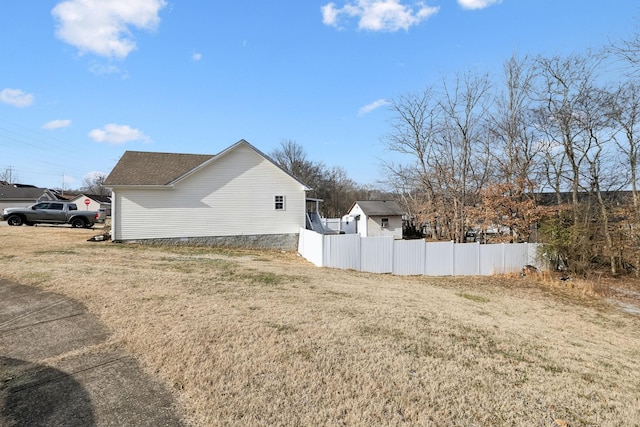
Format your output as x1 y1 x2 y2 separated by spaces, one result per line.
71 218 86 228
7 215 23 226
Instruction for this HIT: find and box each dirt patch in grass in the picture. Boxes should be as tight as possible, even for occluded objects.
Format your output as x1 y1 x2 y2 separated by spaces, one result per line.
1 226 640 426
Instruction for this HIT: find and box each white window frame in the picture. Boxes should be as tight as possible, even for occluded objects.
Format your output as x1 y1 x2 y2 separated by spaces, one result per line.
274 195 285 211
381 217 389 228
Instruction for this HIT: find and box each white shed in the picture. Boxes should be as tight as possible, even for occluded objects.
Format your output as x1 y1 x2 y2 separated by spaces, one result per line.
346 200 405 239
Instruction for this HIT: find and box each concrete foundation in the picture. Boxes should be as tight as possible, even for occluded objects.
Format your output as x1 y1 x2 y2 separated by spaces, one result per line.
116 233 300 251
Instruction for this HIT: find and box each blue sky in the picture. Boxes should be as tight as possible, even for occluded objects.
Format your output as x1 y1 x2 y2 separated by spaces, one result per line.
1 0 639 190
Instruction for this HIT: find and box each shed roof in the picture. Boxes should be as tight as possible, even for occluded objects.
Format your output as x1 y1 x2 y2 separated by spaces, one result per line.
350 200 405 216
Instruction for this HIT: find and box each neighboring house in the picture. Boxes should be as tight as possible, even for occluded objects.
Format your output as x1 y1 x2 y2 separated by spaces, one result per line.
0 185 59 211
103 140 310 250
345 200 405 239
69 194 112 216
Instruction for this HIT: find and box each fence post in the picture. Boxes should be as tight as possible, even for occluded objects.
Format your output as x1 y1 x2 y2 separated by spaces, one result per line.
422 239 427 276
322 233 328 267
451 241 455 276
358 233 363 272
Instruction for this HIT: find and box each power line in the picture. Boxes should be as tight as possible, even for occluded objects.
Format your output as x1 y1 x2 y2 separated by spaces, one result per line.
0 117 109 187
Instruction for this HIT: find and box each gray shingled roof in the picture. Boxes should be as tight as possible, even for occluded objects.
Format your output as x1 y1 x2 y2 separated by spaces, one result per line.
104 151 214 186
0 186 58 201
104 140 311 190
77 194 112 203
352 200 405 216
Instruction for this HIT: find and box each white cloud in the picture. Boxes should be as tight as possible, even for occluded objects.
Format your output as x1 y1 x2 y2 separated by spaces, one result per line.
358 99 390 116
321 3 341 26
192 52 202 62
0 88 34 108
43 119 72 130
52 0 167 59
457 0 502 10
322 0 439 32
88 124 151 145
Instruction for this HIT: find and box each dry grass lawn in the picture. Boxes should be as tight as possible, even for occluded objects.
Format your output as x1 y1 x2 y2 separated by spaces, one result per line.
1 225 640 426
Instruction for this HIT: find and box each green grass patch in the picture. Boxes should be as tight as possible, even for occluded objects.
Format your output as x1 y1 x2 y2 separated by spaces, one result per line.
33 249 78 256
458 293 490 303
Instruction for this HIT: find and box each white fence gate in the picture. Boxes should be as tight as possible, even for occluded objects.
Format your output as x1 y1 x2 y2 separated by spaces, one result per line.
298 228 542 276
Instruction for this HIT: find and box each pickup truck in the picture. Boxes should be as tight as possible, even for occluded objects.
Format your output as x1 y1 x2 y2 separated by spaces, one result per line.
2 201 98 228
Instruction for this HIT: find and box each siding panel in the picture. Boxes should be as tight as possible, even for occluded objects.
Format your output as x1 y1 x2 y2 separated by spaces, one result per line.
393 240 426 275
324 233 360 270
479 244 504 275
360 236 394 273
425 241 455 276
454 243 480 276
115 144 306 241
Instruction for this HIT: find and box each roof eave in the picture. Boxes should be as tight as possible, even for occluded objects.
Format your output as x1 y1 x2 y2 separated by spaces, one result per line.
168 139 312 190
106 184 174 190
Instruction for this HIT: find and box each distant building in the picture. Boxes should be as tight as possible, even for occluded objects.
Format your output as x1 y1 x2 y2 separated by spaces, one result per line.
69 194 112 216
345 200 405 239
0 184 59 211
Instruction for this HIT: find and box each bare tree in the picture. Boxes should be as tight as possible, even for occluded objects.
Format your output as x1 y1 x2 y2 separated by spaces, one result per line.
0 167 18 185
270 140 365 217
533 52 602 224
269 139 325 188
575 85 618 274
609 80 640 276
434 71 492 242
489 53 540 192
532 51 636 275
383 72 492 242
381 46 639 275
610 81 640 209
81 173 109 196
383 89 441 236
609 17 640 76
539 141 567 205
379 162 422 231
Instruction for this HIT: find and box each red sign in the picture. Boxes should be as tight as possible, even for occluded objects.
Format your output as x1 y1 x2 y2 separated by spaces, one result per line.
84 198 90 205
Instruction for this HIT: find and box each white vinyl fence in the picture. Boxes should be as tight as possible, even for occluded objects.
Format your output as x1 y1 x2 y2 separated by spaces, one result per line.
298 228 543 276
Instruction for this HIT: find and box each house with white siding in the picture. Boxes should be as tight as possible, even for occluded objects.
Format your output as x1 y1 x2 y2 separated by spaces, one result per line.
103 140 310 250
345 200 405 239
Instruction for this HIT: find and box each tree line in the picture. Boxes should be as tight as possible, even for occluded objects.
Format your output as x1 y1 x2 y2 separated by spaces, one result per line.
269 140 391 218
380 31 640 277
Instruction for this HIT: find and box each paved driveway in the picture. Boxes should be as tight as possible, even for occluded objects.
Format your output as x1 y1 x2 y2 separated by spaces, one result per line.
0 279 184 426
